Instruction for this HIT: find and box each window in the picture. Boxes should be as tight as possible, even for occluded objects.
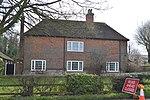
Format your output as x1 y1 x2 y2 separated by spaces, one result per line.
67 60 83 71
31 60 46 71
67 41 84 52
106 62 119 72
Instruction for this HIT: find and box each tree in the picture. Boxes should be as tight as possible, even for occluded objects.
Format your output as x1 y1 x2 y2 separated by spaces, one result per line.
0 31 19 59
128 42 142 65
135 21 150 63
87 47 107 75
0 0 109 34
6 32 19 59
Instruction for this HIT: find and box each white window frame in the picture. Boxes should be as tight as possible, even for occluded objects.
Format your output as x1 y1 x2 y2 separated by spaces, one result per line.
67 41 84 52
31 60 46 71
106 62 119 72
67 60 83 72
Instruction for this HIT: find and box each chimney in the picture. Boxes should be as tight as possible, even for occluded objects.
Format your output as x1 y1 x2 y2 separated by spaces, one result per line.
86 9 94 23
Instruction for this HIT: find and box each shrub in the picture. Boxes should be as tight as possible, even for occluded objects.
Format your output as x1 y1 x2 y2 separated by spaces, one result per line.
0 60 4 75
112 76 128 93
67 74 103 94
143 63 150 67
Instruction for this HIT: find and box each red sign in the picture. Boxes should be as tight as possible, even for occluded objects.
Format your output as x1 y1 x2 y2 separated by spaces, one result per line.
122 78 139 94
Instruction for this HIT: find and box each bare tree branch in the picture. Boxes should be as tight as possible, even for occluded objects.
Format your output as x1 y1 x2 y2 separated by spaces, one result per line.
135 21 150 63
0 0 109 34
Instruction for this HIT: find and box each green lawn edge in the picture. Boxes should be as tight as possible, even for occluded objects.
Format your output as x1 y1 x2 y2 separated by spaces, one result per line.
0 93 132 100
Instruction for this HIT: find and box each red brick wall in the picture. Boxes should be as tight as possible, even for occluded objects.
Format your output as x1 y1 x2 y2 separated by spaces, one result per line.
24 36 65 72
64 38 123 73
23 36 127 74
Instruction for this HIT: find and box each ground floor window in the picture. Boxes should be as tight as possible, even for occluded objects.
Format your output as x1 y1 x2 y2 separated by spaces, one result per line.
106 62 119 72
31 60 46 71
67 60 83 71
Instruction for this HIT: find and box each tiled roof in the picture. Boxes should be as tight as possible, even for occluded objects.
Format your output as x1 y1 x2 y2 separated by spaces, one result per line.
0 52 13 61
25 19 129 41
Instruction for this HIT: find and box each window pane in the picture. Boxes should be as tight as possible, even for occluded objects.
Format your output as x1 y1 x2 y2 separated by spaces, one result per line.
106 62 108 71
43 61 46 70
72 62 78 70
79 62 83 70
32 61 34 70
67 42 71 51
110 63 115 67
109 63 115 71
35 61 42 70
79 42 83 51
72 42 78 50
116 63 119 71
109 66 115 71
67 62 71 70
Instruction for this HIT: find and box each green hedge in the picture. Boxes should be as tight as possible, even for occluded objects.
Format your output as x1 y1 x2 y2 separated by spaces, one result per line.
67 74 103 94
0 73 150 97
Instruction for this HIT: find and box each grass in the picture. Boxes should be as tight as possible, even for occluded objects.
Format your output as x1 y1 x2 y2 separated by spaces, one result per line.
0 93 132 100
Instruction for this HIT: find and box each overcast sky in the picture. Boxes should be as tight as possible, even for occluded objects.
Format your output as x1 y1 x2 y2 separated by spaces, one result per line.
94 0 150 55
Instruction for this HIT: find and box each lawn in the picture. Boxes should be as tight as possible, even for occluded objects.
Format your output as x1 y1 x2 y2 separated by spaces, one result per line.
0 93 132 100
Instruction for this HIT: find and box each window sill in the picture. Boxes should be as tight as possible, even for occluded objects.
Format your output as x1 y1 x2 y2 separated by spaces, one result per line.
31 70 46 72
67 70 83 72
67 50 84 52
106 71 119 73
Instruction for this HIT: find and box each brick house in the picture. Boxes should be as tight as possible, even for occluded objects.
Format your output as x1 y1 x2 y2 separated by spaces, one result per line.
22 9 129 75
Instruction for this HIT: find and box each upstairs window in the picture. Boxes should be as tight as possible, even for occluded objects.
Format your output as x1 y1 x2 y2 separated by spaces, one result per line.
106 62 119 72
67 41 84 52
67 60 83 71
31 60 46 71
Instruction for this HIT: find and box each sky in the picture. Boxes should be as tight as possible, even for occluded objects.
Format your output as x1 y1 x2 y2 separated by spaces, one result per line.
94 0 150 55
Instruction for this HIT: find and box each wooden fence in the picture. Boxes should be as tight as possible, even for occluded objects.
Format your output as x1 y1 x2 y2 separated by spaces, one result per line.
0 83 67 96
0 83 113 96
0 75 114 96
0 74 149 96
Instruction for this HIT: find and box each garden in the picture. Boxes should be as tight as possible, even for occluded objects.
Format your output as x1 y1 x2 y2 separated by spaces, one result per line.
0 73 149 100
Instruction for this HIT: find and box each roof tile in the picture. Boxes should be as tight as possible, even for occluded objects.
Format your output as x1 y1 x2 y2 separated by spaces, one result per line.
25 19 129 41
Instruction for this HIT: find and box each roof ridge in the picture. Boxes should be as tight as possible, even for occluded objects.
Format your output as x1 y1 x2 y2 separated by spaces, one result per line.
24 18 129 41
43 18 106 24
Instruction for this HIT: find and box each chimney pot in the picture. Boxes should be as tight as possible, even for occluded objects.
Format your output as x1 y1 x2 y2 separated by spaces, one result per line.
86 9 94 23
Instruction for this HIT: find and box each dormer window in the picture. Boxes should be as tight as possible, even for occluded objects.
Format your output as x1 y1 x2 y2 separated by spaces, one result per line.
67 41 84 52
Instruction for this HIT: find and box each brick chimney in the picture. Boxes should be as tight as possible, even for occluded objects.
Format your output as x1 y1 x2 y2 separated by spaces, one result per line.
86 9 94 23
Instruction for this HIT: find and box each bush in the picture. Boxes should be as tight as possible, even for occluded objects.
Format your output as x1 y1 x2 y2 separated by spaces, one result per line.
67 74 103 94
112 76 128 93
0 60 4 75
111 73 150 93
143 63 150 67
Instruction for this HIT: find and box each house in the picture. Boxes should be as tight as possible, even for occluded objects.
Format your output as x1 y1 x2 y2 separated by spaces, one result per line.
0 51 15 75
0 51 13 62
22 9 129 75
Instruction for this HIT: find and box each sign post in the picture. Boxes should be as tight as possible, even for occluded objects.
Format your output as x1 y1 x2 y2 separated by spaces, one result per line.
122 78 139 94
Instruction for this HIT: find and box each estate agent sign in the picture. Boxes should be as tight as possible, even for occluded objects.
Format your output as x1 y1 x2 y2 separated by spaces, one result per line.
122 78 139 94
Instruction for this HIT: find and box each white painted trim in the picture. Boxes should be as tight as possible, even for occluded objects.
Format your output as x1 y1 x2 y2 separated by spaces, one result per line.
13 64 16 75
31 60 46 71
67 60 84 72
106 62 119 72
67 41 84 52
4 63 6 75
